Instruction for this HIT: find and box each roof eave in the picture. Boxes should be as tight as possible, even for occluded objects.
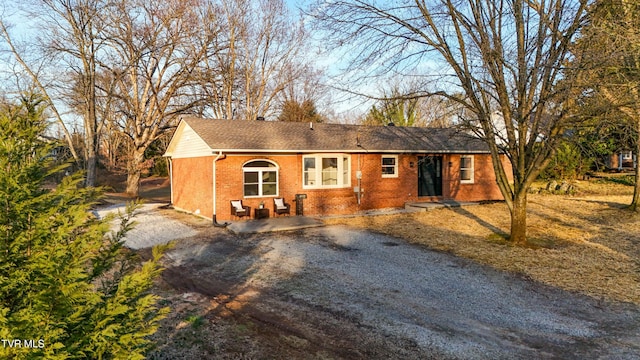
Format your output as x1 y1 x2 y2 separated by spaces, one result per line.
208 149 491 154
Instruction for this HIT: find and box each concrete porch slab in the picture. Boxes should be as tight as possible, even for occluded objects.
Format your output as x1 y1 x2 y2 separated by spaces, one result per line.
227 216 325 234
405 201 480 212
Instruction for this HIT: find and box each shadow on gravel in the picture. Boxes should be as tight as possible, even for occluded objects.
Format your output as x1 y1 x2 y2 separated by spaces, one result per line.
149 224 640 360
149 228 431 359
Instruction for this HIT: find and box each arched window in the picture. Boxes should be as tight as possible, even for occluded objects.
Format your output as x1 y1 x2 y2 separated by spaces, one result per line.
243 160 278 197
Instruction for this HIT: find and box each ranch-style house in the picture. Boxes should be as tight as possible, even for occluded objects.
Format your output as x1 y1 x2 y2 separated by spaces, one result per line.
163 116 512 222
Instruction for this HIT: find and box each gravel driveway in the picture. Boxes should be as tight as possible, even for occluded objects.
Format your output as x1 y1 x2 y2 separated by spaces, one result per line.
94 203 198 249
157 224 640 359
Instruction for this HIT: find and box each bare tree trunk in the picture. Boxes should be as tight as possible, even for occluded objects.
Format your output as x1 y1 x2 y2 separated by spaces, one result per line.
125 148 145 197
85 142 97 188
510 191 528 245
84 66 98 188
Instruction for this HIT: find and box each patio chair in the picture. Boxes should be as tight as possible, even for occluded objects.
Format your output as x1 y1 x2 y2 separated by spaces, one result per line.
230 200 251 219
273 198 291 217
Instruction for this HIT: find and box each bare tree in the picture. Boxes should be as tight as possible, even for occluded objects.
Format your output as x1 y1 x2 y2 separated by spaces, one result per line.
206 0 307 120
277 62 328 122
0 1 102 183
39 0 105 187
313 0 591 244
361 81 459 127
0 22 81 165
3 0 311 195
101 0 221 196
417 96 462 128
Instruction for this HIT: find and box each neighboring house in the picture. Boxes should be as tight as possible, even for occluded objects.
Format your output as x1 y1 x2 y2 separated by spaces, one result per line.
605 151 637 171
163 116 512 222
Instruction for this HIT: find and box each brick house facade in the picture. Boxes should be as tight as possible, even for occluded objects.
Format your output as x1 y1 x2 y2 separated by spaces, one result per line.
164 117 511 222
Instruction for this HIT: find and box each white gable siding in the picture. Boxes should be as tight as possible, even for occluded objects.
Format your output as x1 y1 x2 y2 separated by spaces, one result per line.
171 124 212 158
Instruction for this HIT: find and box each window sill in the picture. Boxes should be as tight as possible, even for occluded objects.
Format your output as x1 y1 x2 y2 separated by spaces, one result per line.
302 185 351 190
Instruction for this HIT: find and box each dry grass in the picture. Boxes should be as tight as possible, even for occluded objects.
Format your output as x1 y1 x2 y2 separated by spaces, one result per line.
325 178 640 305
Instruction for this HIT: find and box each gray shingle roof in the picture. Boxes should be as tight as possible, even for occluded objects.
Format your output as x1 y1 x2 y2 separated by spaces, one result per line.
181 116 489 153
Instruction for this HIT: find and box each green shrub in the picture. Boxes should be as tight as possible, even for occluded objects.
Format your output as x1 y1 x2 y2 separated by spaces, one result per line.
0 95 168 359
540 142 590 180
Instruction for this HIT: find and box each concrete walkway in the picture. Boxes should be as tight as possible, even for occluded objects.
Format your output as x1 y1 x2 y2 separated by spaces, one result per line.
227 216 324 234
227 201 483 233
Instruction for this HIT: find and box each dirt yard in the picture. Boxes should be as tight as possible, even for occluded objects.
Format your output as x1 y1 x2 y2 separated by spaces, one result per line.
137 177 640 359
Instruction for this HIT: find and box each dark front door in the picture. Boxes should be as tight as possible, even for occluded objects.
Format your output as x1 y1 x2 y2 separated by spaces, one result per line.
418 156 443 197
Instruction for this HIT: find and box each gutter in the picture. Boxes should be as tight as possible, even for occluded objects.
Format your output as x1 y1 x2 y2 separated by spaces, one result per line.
203 149 492 154
212 151 229 227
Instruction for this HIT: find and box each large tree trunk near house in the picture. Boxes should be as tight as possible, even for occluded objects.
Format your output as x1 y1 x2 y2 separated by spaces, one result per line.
85 150 97 187
83 55 99 188
84 130 97 188
125 149 145 197
509 191 528 245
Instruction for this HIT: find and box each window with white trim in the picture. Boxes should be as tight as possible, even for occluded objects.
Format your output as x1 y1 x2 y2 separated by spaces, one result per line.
381 155 398 178
243 160 278 197
303 154 350 188
460 155 474 183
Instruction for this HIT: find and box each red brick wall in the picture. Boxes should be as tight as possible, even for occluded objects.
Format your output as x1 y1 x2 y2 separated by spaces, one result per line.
213 154 363 220
357 154 417 208
214 155 301 220
444 154 510 202
171 156 213 218
171 152 512 220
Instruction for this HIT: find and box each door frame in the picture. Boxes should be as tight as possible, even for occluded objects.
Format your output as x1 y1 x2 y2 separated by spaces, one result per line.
417 155 443 197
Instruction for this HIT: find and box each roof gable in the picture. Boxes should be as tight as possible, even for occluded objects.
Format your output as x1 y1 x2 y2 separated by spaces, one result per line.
164 121 212 158
167 116 489 155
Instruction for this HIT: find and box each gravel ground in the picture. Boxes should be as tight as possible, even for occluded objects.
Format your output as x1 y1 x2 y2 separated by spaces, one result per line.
92 203 640 358
158 225 640 359
94 203 199 249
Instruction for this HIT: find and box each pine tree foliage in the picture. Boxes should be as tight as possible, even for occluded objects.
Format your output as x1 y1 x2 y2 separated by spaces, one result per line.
0 94 168 359
278 99 324 123
361 85 421 127
363 99 420 127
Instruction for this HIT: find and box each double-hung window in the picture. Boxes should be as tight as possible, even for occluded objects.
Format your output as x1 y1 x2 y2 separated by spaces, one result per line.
243 160 278 197
460 155 474 184
303 154 350 189
381 155 398 178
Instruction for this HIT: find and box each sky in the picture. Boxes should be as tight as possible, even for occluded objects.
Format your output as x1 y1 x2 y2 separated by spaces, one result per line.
0 0 411 125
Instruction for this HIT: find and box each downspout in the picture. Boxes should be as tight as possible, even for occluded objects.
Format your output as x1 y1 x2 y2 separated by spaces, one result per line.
168 158 173 204
357 154 362 205
212 151 229 227
356 132 366 205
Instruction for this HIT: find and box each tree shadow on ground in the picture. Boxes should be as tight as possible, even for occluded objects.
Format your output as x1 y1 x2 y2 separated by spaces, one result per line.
449 206 509 237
